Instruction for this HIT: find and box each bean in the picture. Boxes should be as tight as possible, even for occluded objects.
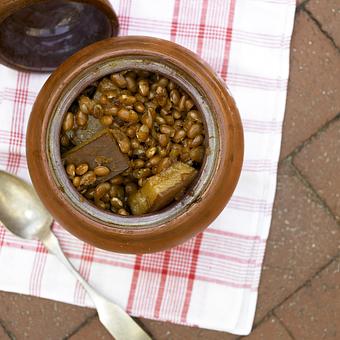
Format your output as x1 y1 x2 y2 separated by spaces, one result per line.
164 115 175 126
125 182 138 195
133 159 145 169
173 129 186 143
110 197 124 209
158 133 169 147
185 98 195 111
155 115 166 125
158 147 168 158
172 110 181 119
149 155 161 166
99 94 109 105
126 76 137 93
76 110 88 127
111 73 127 88
131 138 141 149
76 163 89 176
173 120 183 129
104 105 119 116
119 94 136 106
170 89 180 105
84 188 95 200
111 129 131 154
138 79 150 97
126 126 137 138
109 185 125 201
80 171 96 186
73 176 81 188
141 110 153 129
168 80 176 91
60 135 69 147
117 108 139 123
94 166 110 177
136 125 149 142
134 102 145 113
62 112 74 132
138 178 145 187
95 200 106 210
190 134 204 147
102 193 110 203
146 146 157 158
118 208 129 216
190 146 205 163
93 104 103 118
157 157 171 173
160 125 175 137
79 96 93 114
94 182 111 200
187 110 202 123
66 164 76 177
158 77 169 88
135 93 146 103
183 119 194 132
187 124 203 139
133 168 151 179
100 115 113 126
105 90 119 99
178 95 187 111
110 175 124 185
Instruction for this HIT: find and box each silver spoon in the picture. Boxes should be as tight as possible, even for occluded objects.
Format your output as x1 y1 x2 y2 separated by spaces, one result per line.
0 170 150 340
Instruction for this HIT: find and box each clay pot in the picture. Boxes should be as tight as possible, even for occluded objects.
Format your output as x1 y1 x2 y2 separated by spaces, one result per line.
0 0 119 72
26 36 244 254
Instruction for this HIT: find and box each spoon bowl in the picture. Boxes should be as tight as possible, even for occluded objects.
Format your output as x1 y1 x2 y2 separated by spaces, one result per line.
0 171 52 240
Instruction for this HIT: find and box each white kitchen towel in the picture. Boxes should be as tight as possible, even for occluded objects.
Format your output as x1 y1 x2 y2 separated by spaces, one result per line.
0 0 296 335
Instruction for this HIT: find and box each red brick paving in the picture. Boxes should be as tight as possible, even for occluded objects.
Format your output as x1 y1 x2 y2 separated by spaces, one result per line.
280 11 340 159
0 292 94 339
294 118 340 220
1 3 340 340
243 316 293 340
306 0 340 48
69 317 113 340
276 257 340 340
254 161 340 322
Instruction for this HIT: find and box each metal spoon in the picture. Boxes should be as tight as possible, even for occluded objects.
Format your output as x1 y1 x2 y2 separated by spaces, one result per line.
0 170 150 340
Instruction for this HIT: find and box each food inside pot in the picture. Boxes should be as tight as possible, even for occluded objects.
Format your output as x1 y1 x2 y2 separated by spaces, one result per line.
60 70 206 216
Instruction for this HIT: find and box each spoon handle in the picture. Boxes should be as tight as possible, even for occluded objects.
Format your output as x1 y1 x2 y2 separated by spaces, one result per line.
42 231 151 340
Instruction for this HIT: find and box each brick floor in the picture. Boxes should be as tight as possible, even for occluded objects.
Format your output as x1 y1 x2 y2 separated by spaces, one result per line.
306 0 340 48
0 292 94 339
276 257 340 340
242 316 293 340
294 118 340 220
254 161 339 322
280 10 340 159
1 3 340 340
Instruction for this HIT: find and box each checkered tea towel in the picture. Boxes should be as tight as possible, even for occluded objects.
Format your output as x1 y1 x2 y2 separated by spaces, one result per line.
0 0 296 335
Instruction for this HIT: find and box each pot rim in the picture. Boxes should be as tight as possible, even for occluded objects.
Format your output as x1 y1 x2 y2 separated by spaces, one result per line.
26 36 244 253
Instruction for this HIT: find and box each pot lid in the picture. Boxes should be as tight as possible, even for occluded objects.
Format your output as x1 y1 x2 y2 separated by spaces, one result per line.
0 0 119 72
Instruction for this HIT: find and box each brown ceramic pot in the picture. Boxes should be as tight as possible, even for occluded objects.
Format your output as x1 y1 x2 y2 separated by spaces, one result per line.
0 0 119 72
26 36 244 254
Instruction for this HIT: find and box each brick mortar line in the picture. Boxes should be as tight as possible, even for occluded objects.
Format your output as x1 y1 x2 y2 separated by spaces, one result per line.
0 319 15 340
290 160 340 225
303 7 340 52
273 312 297 340
296 0 310 12
280 112 340 164
63 311 97 340
244 254 340 338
